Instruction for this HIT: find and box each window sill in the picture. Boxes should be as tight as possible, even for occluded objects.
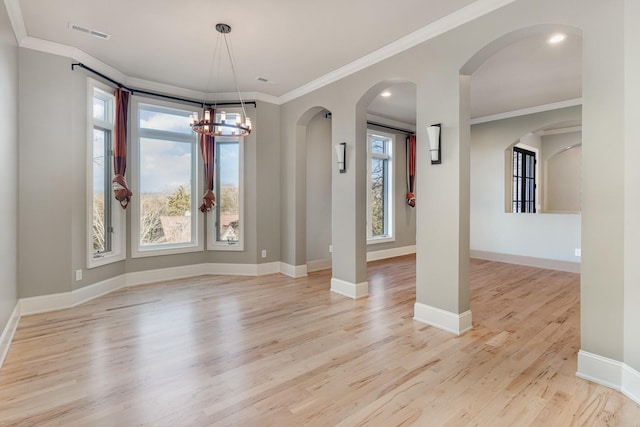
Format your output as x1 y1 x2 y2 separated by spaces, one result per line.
132 242 203 258
367 236 395 245
88 252 125 269
209 241 244 252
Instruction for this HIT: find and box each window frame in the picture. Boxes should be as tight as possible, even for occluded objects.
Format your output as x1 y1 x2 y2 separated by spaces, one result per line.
207 112 245 251
512 145 537 213
366 130 395 244
130 97 203 258
86 79 126 268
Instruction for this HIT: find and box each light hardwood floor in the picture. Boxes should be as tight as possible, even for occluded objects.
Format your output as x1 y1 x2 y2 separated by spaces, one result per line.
1 256 639 426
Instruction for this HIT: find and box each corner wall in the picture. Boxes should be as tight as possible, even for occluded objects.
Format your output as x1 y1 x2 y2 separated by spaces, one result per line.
0 0 19 333
624 0 640 374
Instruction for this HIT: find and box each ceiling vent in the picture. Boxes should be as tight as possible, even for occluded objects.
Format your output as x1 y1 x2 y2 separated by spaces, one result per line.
256 77 276 85
68 23 111 40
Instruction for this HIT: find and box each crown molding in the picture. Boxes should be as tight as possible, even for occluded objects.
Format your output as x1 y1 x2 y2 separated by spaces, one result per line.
3 0 26 44
278 0 517 104
470 98 583 125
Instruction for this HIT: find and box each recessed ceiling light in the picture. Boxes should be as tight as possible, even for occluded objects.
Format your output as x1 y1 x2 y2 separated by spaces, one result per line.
380 91 391 97
547 33 567 44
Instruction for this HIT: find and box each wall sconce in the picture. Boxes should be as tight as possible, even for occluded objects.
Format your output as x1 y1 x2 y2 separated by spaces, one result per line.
336 142 346 173
427 124 441 165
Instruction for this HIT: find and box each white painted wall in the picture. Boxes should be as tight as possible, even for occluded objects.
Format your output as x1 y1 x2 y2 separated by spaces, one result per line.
0 1 19 329
542 132 581 213
470 107 582 263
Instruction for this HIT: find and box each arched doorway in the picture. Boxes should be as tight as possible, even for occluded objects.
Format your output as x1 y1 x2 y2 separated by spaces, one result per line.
462 24 583 328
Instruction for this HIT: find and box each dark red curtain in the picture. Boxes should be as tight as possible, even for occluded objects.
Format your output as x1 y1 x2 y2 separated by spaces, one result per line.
199 108 216 212
406 134 416 207
112 88 132 208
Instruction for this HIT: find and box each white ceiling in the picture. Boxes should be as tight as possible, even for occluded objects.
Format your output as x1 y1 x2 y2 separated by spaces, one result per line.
12 0 582 124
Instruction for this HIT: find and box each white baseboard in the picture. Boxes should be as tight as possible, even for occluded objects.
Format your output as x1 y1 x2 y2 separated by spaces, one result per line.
0 303 21 369
307 246 416 272
21 262 305 317
72 274 127 307
20 290 75 316
413 302 472 336
576 350 622 390
622 364 640 405
306 259 331 273
470 250 580 273
367 245 416 262
127 263 211 287
576 350 640 405
330 278 369 299
280 263 308 278
257 262 281 275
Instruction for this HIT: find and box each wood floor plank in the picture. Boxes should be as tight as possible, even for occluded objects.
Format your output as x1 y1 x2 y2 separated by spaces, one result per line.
0 256 639 426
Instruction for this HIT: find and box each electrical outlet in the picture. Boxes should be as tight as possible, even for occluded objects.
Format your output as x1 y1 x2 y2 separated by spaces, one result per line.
575 248 581 257
261 249 267 258
75 269 82 281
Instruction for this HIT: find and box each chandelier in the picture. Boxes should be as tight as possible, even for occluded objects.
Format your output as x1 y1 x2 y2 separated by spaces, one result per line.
190 23 252 137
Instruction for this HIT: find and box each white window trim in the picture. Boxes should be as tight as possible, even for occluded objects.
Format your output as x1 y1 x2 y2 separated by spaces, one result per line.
208 130 245 252
130 96 203 258
86 78 126 268
366 130 395 245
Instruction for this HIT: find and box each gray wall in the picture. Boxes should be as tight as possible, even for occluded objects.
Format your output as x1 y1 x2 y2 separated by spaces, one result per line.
18 50 75 297
470 107 581 262
255 101 281 264
0 1 19 328
306 111 332 263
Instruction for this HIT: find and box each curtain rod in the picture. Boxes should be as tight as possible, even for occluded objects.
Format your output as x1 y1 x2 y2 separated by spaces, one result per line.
71 62 257 109
367 121 415 135
325 113 414 135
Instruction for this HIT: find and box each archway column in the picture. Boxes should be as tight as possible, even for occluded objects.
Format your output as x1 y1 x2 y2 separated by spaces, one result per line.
330 108 368 298
413 73 472 335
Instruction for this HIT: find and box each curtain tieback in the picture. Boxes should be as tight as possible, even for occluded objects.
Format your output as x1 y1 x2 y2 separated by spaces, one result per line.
406 192 416 208
112 174 132 208
200 190 216 213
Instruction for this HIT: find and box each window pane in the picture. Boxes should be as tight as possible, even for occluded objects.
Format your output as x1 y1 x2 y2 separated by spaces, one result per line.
93 97 106 121
216 112 243 136
217 142 240 242
139 138 192 246
512 147 536 213
371 137 385 154
93 128 107 254
371 157 386 236
139 107 192 134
